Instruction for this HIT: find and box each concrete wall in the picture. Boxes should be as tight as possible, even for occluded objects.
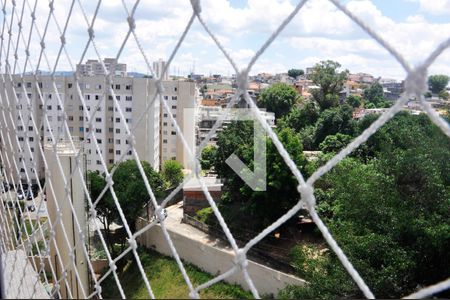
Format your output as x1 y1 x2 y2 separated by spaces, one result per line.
136 219 305 296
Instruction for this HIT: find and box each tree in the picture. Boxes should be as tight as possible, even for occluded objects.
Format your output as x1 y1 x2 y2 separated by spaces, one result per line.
310 60 349 111
428 74 449 94
364 82 384 107
313 104 356 148
112 160 164 230
279 101 319 132
200 145 217 171
162 160 184 188
319 133 353 153
287 68 304 78
346 95 361 108
258 83 300 119
214 122 307 230
438 89 449 100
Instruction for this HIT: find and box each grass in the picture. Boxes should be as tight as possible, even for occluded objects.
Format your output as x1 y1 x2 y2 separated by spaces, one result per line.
101 247 252 299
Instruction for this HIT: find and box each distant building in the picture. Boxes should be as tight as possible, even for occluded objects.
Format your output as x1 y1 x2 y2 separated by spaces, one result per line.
76 58 127 77
153 59 169 81
0 73 196 184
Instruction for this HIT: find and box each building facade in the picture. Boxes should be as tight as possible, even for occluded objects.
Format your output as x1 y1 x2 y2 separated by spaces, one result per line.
0 74 196 184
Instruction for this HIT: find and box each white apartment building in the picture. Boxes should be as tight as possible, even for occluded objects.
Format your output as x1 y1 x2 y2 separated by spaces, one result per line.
0 74 196 184
153 59 169 81
77 58 127 77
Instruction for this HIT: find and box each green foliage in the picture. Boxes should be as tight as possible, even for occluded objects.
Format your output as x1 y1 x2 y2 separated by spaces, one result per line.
195 207 213 223
258 82 300 118
162 160 184 188
313 104 356 148
310 60 349 111
428 74 449 94
363 82 385 107
91 160 165 257
319 133 353 153
215 122 307 230
285 113 450 298
346 95 361 108
279 101 319 132
439 89 449 100
102 247 252 299
200 145 217 171
288 68 304 78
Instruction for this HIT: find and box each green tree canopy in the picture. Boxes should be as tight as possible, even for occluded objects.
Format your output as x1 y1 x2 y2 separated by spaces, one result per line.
107 160 164 231
287 68 304 78
346 95 361 108
162 160 184 188
363 82 384 107
279 101 320 132
258 82 300 119
200 145 217 171
310 60 349 111
428 74 449 94
214 122 307 230
319 133 353 153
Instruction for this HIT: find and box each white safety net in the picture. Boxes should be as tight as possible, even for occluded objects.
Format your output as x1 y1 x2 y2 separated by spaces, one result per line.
0 0 449 299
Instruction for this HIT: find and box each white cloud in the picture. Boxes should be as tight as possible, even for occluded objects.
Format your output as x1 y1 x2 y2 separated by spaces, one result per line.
9 0 450 80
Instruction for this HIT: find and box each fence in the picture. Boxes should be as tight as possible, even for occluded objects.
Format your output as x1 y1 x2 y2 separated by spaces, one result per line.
0 0 449 299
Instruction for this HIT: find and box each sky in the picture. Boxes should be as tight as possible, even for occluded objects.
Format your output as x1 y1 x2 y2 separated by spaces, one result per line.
5 0 450 80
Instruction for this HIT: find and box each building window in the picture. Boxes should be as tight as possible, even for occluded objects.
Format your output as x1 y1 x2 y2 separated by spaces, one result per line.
79 116 84 121
57 116 62 122
96 160 101 165
18 137 24 141
125 84 132 90
97 107 101 112
30 147 34 152
68 116 73 121
172 96 177 100
95 95 99 100
97 139 102 144
96 84 102 90
125 107 132 112
115 84 121 90
115 118 120 123
115 128 120 134
116 139 121 145
79 127 84 132
68 83 73 88
57 105 62 110
109 159 114 164
174 87 178 92
79 106 84 111
126 118 131 123
109 128 113 133
171 131 176 135
86 94 90 100
163 122 167 126
17 82 22 88
47 105 52 110
125 96 132 101
108 106 113 111
26 82 32 88
28 126 33 131
171 105 177 109
87 106 91 111
163 113 167 117
18 126 23 131
109 148 114 153
116 95 120 101
95 128 101 133
108 138 113 143
116 150 121 155
164 95 168 100
163 139 167 144
96 117 102 122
